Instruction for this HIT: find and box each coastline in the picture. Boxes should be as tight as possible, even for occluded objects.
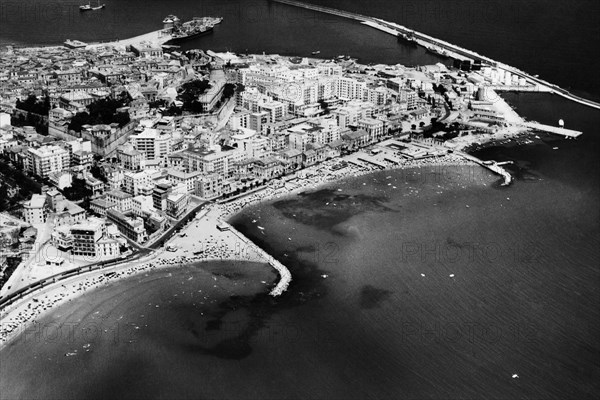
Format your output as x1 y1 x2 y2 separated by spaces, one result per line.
0 151 480 350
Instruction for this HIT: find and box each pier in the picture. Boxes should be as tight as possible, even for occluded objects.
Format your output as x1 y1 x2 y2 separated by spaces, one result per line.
270 0 600 111
221 220 291 297
456 152 512 186
524 122 583 138
85 29 173 50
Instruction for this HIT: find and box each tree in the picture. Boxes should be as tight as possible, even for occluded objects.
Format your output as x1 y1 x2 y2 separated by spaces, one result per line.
68 97 130 131
90 165 107 183
63 178 92 201
15 94 50 115
411 124 417 130
221 83 236 100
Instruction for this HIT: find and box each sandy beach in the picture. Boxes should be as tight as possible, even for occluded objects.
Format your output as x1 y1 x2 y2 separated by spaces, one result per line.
0 150 478 349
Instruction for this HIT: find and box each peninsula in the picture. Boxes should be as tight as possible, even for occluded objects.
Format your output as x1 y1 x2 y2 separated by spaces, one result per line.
0 8 585 348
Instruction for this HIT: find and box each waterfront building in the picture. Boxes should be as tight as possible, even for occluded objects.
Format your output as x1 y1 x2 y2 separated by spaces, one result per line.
106 208 147 243
194 173 224 200
165 189 189 219
358 118 385 142
69 217 120 259
166 168 202 193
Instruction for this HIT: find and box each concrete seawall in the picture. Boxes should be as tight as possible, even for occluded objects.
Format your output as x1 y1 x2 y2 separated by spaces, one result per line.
457 152 512 186
221 221 292 297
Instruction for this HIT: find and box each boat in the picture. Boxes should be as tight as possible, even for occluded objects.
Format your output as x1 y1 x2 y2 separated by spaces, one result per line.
165 16 221 43
397 31 418 46
80 0 105 11
425 45 451 58
311 50 320 55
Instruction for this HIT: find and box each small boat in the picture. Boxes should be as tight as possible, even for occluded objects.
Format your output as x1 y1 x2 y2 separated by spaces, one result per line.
311 50 320 55
80 0 104 11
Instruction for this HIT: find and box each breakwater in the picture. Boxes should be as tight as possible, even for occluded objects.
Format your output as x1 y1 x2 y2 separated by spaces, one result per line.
221 220 291 296
270 0 600 110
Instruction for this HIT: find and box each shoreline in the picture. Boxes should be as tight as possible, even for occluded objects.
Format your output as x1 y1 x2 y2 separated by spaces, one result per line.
0 152 481 350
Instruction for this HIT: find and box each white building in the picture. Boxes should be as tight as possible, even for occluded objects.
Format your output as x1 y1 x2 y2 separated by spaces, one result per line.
26 145 70 178
131 128 172 162
22 194 48 224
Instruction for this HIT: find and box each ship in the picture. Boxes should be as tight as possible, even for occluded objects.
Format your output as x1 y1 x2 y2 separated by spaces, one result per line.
425 45 450 59
397 31 417 46
164 16 223 43
80 0 105 11
311 51 320 55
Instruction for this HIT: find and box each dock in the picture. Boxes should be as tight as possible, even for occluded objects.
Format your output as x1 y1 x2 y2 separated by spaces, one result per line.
84 29 173 50
524 122 583 138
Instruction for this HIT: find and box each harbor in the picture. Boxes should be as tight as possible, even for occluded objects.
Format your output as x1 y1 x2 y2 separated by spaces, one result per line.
270 0 600 110
68 15 223 51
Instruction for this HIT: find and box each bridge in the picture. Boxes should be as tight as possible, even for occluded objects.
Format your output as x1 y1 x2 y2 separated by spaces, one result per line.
524 122 583 138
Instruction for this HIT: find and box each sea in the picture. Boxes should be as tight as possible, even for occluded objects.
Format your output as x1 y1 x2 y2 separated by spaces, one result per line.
1 1 599 399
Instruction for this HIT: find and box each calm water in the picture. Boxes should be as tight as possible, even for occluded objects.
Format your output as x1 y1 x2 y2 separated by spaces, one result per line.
1 0 599 398
1 0 599 96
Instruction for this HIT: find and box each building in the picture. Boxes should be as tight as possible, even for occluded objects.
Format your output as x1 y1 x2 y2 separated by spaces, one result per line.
195 173 224 200
123 169 157 196
166 169 202 193
69 217 120 259
152 181 172 211
89 198 114 216
22 194 49 224
117 143 145 171
358 118 385 142
48 171 73 190
105 190 133 213
70 218 104 258
106 209 147 243
182 146 243 177
166 190 189 219
26 145 70 178
197 80 225 112
54 199 86 226
131 128 172 162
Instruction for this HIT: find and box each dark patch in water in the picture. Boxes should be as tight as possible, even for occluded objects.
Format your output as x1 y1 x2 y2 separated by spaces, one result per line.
295 244 317 252
359 285 393 309
205 319 222 331
211 271 244 280
272 188 393 233
178 224 331 360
